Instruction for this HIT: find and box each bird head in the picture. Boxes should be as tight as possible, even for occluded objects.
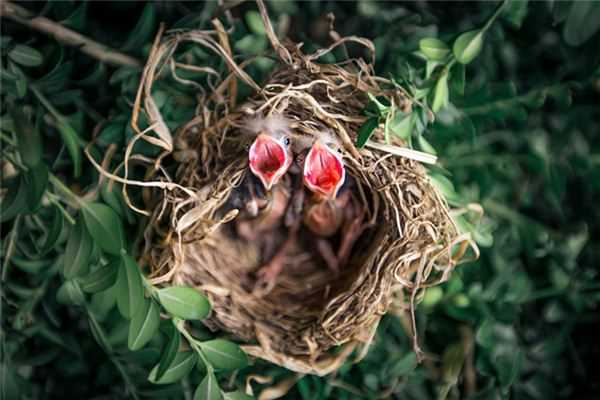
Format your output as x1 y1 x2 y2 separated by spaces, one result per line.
303 139 345 201
248 116 293 191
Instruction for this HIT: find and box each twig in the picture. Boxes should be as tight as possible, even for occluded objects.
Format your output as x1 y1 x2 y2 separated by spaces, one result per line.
365 140 438 165
0 1 141 68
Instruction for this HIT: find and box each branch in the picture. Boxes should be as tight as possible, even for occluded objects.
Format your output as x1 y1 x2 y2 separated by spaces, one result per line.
0 1 141 68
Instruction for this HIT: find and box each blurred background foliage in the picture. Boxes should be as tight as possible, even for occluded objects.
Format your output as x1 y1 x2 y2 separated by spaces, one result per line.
1 1 599 399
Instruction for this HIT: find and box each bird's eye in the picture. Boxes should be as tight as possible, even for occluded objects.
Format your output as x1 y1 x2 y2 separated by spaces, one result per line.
283 137 291 146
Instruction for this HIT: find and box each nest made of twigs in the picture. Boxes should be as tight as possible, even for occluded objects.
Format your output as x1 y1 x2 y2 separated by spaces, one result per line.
114 2 478 375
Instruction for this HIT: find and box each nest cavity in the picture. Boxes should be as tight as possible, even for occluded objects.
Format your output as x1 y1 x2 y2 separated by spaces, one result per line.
123 6 477 375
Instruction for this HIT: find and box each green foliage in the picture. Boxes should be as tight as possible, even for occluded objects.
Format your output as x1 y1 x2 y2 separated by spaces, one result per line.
157 287 211 321
1 1 599 399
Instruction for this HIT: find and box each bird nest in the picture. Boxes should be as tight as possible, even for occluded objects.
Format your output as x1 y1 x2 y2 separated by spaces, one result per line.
119 3 477 375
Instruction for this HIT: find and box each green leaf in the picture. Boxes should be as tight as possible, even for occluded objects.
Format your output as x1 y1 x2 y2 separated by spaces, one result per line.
476 318 495 349
79 260 119 293
90 284 117 319
0 176 28 222
453 30 484 64
157 287 210 321
563 1 600 46
8 61 27 98
417 134 437 156
431 71 449 113
12 106 42 168
35 58 73 94
0 363 20 400
388 112 413 140
33 88 82 177
451 63 466 96
8 44 43 67
61 2 87 30
56 280 85 306
148 351 197 385
24 163 49 212
246 11 265 35
223 392 253 400
194 370 222 400
41 206 65 254
156 324 182 381
199 339 248 371
496 348 524 389
82 202 125 255
63 217 93 279
419 38 450 61
88 313 113 353
389 352 417 377
116 254 145 319
128 299 161 351
122 3 156 51
503 0 529 28
428 172 463 206
356 117 380 148
442 342 467 384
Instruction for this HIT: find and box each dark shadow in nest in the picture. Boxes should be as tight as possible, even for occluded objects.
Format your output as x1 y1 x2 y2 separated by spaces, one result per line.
218 169 380 311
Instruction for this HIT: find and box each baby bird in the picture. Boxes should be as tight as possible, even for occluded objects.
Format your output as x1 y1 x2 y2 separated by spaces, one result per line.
302 138 368 273
234 115 300 287
237 114 294 238
247 114 294 191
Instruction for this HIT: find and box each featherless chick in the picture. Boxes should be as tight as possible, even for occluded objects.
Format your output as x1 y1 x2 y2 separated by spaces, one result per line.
302 138 369 273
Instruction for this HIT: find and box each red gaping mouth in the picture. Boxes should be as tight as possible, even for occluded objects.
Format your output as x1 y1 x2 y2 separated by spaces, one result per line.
249 134 288 190
303 141 345 199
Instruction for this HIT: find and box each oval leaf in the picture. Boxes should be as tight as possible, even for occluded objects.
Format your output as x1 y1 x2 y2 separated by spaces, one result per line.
25 163 49 212
0 176 28 222
148 351 197 385
82 202 124 255
88 314 113 353
156 325 182 381
453 30 484 64
389 112 413 140
11 106 41 168
128 299 161 351
79 260 119 293
41 206 65 255
563 1 600 46
356 117 380 148
199 339 248 371
157 287 210 321
116 254 144 319
8 61 27 98
194 370 222 400
56 280 85 306
419 38 450 61
90 284 117 319
63 217 93 279
8 44 43 67
431 71 449 113
223 392 254 400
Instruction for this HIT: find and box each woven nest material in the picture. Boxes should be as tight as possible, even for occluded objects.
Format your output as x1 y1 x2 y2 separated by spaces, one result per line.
118 4 478 376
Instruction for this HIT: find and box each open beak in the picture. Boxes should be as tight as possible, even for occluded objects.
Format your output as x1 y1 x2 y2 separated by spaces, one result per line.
303 140 345 200
249 133 291 191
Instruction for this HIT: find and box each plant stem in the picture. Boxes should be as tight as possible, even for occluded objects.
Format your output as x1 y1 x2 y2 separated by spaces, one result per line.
47 174 87 208
482 0 508 33
0 1 141 68
2 215 21 281
46 192 76 225
175 320 213 373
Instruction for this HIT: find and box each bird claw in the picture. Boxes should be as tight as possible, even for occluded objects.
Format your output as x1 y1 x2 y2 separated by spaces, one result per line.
253 260 284 294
